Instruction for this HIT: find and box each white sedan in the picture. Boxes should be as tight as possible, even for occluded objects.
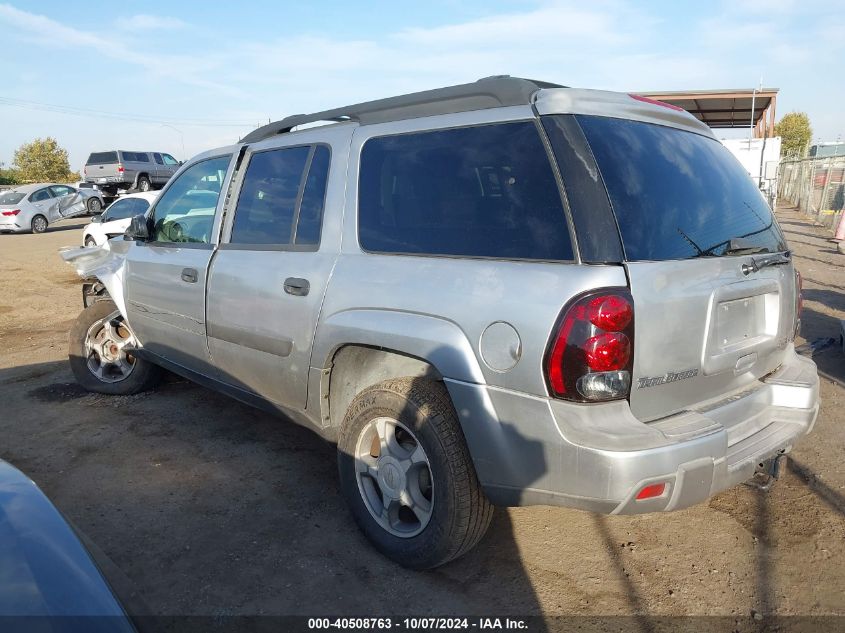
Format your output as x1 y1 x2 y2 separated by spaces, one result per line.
0 183 105 234
82 191 158 247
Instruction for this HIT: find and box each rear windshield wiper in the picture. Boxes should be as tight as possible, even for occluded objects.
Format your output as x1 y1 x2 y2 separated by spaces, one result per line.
724 237 770 255
742 251 791 275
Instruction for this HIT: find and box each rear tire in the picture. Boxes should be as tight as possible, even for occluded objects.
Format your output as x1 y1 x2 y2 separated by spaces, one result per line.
87 197 102 214
137 176 151 192
31 214 48 233
337 378 493 569
69 300 161 395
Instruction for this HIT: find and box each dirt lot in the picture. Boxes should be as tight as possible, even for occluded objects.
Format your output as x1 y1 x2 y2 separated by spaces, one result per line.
0 208 843 626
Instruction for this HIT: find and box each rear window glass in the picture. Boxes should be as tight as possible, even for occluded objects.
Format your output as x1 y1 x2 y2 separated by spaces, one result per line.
576 115 786 261
86 152 118 165
0 192 25 204
358 122 573 260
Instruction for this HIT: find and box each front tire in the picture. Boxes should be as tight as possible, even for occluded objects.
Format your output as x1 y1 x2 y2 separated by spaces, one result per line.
84 236 97 247
337 378 493 569
69 300 161 395
137 177 151 192
31 214 48 233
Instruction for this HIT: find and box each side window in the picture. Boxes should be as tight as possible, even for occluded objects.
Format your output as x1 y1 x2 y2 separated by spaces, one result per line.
153 153 164 165
162 154 179 166
230 146 310 245
358 122 573 260
29 188 52 202
136 153 150 163
149 155 231 244
295 146 330 246
105 198 149 221
50 185 75 197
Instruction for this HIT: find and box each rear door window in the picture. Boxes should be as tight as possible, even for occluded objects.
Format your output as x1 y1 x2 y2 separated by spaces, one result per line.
358 122 573 260
574 115 786 261
230 144 330 248
29 188 53 202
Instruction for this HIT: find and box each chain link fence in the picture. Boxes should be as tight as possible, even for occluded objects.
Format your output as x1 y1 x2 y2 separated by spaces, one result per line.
778 155 845 230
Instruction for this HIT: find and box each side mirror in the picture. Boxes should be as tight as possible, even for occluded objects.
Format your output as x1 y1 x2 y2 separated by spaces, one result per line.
90 214 102 223
178 161 183 166
125 214 150 242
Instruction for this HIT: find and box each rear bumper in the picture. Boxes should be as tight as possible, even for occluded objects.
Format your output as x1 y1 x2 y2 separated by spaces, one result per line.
447 346 819 513
0 219 25 232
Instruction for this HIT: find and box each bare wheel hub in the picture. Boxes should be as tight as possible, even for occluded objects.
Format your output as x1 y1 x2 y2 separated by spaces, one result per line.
84 311 137 383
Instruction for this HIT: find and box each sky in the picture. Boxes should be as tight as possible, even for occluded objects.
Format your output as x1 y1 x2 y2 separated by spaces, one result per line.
1 0 842 172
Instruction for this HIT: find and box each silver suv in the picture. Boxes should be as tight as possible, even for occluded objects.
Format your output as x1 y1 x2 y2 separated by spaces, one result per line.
63 77 819 569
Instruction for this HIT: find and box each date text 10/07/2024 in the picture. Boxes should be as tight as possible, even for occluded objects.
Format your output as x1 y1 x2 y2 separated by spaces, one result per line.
307 618 529 630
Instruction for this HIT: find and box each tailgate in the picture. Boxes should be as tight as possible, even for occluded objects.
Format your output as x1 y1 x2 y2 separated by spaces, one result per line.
569 113 796 423
626 257 795 421
85 152 121 181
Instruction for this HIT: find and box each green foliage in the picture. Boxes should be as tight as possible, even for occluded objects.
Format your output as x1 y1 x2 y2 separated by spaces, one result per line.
0 167 20 185
12 137 73 183
774 112 813 158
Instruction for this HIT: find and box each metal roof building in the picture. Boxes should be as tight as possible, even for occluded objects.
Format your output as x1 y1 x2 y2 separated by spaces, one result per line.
637 88 779 137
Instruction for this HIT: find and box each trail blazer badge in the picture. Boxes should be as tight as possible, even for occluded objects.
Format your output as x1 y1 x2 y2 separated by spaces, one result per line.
637 368 699 389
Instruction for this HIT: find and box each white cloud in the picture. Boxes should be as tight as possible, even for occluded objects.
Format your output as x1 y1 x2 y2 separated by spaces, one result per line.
0 4 227 93
115 14 187 31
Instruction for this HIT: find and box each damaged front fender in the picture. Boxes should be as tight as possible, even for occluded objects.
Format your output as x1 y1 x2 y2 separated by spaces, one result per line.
59 240 131 318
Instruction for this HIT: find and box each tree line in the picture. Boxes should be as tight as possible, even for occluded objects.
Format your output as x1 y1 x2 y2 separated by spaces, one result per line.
1 137 79 185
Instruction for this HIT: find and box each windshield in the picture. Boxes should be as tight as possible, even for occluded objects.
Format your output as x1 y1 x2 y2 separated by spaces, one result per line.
574 115 787 261
0 192 25 205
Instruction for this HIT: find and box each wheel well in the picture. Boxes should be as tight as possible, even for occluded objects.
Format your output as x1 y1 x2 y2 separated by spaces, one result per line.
325 345 442 430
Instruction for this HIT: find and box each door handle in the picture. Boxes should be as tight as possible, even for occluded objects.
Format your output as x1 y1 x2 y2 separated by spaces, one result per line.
284 277 310 296
181 268 198 283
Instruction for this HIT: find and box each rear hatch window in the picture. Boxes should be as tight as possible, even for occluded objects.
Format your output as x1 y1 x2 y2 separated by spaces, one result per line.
86 152 118 165
575 115 786 261
561 115 795 424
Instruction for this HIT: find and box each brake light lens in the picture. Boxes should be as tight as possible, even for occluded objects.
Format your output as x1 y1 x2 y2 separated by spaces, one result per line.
117 164 124 173
636 482 667 500
585 332 631 372
1 209 20 216
546 289 635 402
629 94 686 112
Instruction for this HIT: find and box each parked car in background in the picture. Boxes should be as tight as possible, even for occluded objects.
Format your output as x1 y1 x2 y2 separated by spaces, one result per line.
0 183 104 233
63 77 818 570
83 191 158 247
84 150 180 199
0 458 139 631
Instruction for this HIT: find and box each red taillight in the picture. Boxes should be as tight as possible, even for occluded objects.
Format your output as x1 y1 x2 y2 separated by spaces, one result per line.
585 332 631 372
629 94 685 112
636 482 666 500
117 164 124 173
1 209 20 216
546 289 635 402
588 295 633 331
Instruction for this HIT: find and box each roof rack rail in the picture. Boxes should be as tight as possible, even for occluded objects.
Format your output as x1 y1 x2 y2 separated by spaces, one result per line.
239 76 564 144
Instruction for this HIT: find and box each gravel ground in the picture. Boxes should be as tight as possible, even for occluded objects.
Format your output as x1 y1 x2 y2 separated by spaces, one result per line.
0 207 842 625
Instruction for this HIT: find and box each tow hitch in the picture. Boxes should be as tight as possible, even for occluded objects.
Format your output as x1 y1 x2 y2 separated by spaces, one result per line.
746 453 788 492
